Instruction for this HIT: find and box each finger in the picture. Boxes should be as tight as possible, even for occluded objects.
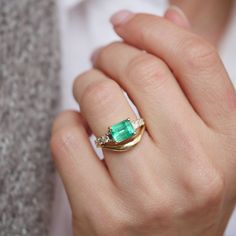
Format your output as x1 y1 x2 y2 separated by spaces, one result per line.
164 6 191 29
73 69 137 138
73 69 157 189
94 42 201 143
110 11 236 129
50 111 115 214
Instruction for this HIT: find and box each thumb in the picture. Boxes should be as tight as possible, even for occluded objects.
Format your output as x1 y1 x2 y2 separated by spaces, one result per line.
164 5 191 29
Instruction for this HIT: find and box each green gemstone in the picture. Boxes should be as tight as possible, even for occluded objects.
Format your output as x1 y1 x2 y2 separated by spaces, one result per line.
110 119 135 143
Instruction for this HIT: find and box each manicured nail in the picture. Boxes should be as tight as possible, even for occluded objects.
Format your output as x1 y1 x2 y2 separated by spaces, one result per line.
110 10 135 26
91 47 102 64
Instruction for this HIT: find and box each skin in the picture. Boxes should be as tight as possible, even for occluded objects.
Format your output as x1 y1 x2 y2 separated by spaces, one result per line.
170 0 234 45
50 3 236 236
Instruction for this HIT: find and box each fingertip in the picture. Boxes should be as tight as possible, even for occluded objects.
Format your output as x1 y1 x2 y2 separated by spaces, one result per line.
164 5 191 29
110 9 135 27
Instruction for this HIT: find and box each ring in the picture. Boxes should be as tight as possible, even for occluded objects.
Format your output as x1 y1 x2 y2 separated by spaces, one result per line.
95 118 145 152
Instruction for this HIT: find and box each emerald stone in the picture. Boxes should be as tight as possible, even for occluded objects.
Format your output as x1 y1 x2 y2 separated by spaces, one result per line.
110 119 135 143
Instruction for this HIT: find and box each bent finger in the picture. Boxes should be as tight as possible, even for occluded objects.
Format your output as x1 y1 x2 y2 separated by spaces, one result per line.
50 111 115 213
111 11 236 130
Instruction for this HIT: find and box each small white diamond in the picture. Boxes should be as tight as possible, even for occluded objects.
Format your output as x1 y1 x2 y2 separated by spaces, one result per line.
100 135 110 144
132 118 144 129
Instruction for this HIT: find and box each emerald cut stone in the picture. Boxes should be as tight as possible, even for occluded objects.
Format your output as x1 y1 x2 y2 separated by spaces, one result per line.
110 119 135 143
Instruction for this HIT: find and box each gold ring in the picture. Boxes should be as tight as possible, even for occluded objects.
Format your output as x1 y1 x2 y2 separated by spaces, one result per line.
95 118 145 152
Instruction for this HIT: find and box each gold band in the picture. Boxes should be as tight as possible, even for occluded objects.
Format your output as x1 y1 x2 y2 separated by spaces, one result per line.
101 125 145 152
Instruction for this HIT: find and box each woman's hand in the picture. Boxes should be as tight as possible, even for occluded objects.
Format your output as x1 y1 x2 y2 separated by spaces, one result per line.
50 8 236 236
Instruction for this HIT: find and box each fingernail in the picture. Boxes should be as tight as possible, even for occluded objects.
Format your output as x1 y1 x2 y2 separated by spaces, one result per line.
165 5 190 28
110 10 135 26
90 47 102 64
168 6 188 20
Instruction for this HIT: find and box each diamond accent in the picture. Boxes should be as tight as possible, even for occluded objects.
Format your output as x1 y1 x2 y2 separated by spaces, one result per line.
132 118 144 129
95 134 111 145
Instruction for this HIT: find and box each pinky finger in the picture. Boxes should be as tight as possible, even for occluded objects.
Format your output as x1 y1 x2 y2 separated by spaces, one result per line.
50 111 114 215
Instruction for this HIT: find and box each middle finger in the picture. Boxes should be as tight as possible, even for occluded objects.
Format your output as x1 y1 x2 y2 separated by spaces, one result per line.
73 69 158 189
94 42 201 143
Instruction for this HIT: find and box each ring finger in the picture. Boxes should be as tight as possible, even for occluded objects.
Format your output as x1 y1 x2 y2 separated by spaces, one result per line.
73 69 158 189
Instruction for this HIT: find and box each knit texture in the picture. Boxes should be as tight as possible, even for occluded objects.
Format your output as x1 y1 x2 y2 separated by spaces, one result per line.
0 0 60 235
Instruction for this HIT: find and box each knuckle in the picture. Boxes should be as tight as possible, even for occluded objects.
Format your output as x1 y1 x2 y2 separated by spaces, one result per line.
84 79 117 102
201 170 225 207
98 42 122 60
50 125 77 155
125 53 169 90
182 36 219 71
75 69 93 85
83 80 118 106
192 166 225 210
73 69 96 98
81 79 120 115
51 110 76 132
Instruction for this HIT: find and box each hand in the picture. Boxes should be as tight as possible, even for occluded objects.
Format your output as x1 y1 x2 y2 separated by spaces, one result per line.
50 8 236 236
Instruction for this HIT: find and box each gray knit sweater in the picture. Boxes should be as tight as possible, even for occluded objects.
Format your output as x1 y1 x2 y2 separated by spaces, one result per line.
0 0 60 235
